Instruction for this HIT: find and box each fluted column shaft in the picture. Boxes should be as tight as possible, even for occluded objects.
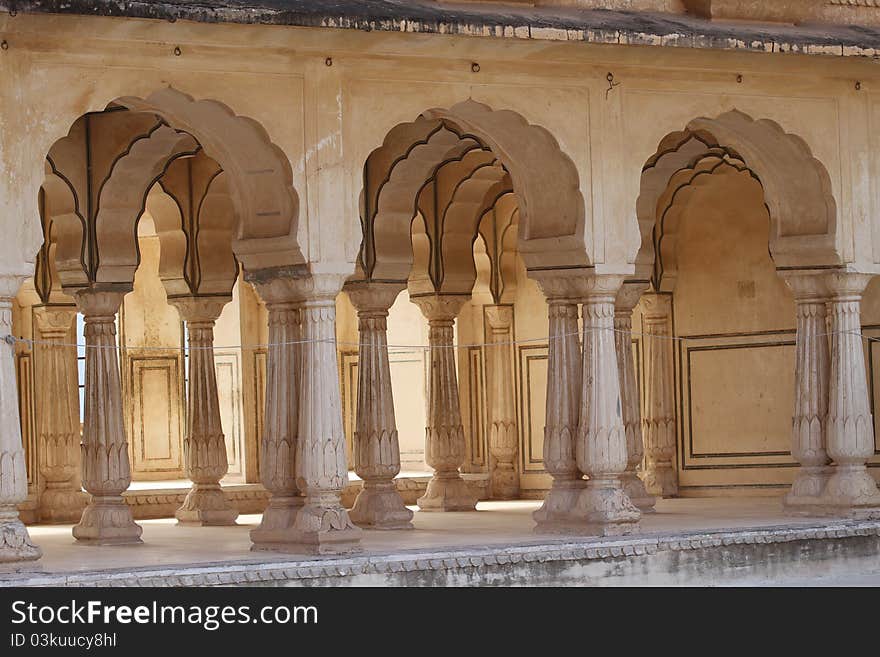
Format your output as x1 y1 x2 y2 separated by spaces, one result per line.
413 295 477 512
485 305 519 499
615 284 655 511
640 293 678 497
33 306 87 523
574 275 640 535
172 298 238 526
0 277 41 562
72 288 142 544
781 274 832 512
248 277 303 549
820 272 880 516
346 283 413 530
533 294 583 531
288 273 362 552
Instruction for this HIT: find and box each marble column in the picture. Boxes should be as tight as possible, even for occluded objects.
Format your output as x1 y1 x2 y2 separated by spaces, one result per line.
574 274 640 536
72 287 142 544
346 282 413 530
171 298 238 526
820 272 880 517
249 277 303 549
485 305 519 500
412 294 478 512
781 273 832 513
0 275 42 562
615 283 655 511
33 306 87 523
532 276 583 532
287 274 362 552
640 293 678 497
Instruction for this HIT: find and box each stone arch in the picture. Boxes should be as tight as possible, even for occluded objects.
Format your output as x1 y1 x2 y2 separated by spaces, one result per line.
360 99 586 281
637 110 839 279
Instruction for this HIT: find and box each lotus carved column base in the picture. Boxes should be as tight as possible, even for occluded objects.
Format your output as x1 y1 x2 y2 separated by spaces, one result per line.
815 465 880 519
0 508 42 563
39 487 88 524
783 465 832 515
253 492 362 555
640 462 678 498
350 481 413 530
176 483 239 526
73 496 142 545
569 477 641 537
621 471 656 512
417 471 478 512
249 495 303 548
532 477 586 532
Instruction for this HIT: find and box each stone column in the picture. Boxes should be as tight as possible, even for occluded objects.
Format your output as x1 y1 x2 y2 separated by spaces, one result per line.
346 282 413 530
574 274 640 536
615 283 655 511
287 274 362 552
533 275 583 532
249 277 303 549
640 293 678 497
485 305 519 499
33 306 87 523
72 287 142 544
171 298 238 526
820 272 880 517
781 273 832 513
412 294 478 512
0 275 41 562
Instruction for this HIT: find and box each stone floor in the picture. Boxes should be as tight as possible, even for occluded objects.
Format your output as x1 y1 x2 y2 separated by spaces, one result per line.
3 498 880 586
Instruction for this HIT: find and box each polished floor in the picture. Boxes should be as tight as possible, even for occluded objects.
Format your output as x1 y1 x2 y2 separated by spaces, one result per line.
3 497 838 576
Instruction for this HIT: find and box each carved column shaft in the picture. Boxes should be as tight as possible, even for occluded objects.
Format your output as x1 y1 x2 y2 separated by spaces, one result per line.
33 306 87 523
172 299 238 526
347 283 413 530
574 275 640 535
821 272 880 516
72 288 142 544
640 293 678 497
485 305 519 500
249 288 302 548
533 294 583 531
615 284 655 511
289 276 362 552
781 274 832 512
0 281 41 562
413 295 478 512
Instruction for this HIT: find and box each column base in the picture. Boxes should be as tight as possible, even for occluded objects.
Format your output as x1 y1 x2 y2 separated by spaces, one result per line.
249 494 303 547
533 478 586 532
176 484 239 526
417 472 478 512
73 496 143 545
569 477 641 537
641 463 678 498
783 465 832 515
489 467 520 500
350 481 414 530
815 464 880 519
39 488 88 524
255 499 362 555
0 509 42 563
622 471 656 512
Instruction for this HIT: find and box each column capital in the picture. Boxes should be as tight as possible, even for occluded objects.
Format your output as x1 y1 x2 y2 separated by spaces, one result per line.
484 304 514 332
344 281 404 315
640 292 673 320
822 271 873 299
411 293 469 322
73 285 130 316
0 273 32 300
33 305 77 337
778 270 832 301
529 269 589 301
168 296 231 324
615 281 650 315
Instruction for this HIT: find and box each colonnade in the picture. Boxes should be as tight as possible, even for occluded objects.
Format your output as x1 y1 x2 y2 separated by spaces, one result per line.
2 265 880 562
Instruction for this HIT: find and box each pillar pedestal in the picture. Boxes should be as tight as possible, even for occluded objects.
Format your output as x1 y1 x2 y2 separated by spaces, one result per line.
346 282 413 530
413 295 478 512
72 287 142 545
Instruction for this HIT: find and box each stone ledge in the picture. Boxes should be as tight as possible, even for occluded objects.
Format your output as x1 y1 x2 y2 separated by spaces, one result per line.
4 518 880 587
